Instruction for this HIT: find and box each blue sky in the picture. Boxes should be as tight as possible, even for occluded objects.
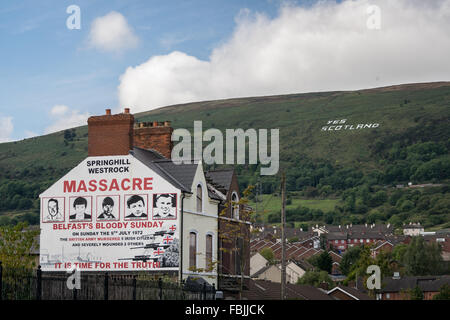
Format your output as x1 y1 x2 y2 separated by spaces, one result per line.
0 0 285 140
1 0 449 142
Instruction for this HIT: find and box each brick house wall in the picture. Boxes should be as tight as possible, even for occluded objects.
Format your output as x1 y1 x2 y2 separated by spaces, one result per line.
133 121 173 159
218 171 251 295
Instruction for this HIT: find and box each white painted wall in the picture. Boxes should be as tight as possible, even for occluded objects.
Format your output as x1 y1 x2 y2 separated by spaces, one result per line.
286 261 306 284
181 161 219 287
250 252 268 276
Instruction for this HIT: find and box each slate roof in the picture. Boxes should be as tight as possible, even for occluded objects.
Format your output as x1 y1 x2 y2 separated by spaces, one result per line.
251 264 273 278
131 147 197 193
132 147 227 203
327 232 348 241
325 224 393 234
253 226 316 241
380 275 450 293
206 183 225 201
290 259 314 272
205 169 234 193
242 279 333 300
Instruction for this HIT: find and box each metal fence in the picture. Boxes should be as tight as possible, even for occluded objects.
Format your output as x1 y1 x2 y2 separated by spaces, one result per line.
0 262 216 300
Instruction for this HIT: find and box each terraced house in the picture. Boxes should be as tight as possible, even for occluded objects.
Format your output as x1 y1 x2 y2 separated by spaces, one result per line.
39 109 249 294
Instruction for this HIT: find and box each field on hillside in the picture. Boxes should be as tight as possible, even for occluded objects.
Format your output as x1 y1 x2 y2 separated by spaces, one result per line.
249 193 339 221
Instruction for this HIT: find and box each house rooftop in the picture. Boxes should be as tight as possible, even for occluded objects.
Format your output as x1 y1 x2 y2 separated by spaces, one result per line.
327 285 374 300
380 275 450 293
242 279 333 300
131 147 198 193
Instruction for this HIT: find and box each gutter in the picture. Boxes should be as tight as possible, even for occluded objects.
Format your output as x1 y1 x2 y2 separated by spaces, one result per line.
179 191 185 284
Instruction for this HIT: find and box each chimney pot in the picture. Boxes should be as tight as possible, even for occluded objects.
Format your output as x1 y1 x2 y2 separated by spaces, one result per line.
132 119 174 159
124 108 130 114
105 109 111 115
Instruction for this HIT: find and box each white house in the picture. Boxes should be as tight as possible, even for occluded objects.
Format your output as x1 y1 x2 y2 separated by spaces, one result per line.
250 252 269 276
39 109 231 287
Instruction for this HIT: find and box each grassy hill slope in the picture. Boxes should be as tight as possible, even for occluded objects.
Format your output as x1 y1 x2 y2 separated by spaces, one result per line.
1 81 449 227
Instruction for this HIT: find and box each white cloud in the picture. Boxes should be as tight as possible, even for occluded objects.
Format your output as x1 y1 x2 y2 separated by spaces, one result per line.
88 11 139 52
45 105 90 134
50 104 69 116
160 33 191 50
118 0 450 112
0 116 13 143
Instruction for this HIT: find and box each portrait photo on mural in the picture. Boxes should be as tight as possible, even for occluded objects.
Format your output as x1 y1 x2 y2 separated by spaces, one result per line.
152 193 177 220
124 194 148 220
42 197 65 222
69 196 92 221
96 195 120 221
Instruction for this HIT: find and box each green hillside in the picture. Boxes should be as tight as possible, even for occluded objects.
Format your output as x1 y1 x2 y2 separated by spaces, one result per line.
1 82 449 228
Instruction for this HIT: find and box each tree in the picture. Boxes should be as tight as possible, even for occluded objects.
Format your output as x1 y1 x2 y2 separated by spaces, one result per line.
297 270 334 289
340 246 363 276
259 247 275 264
218 185 255 299
309 251 332 273
408 285 424 300
288 236 299 243
392 243 408 262
0 222 39 269
433 284 450 300
402 236 442 275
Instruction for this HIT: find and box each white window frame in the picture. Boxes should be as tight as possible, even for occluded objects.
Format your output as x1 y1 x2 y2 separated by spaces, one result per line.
189 229 199 270
205 231 215 271
231 191 239 220
196 183 204 213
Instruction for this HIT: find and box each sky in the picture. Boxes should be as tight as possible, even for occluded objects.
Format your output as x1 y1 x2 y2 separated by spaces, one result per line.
0 0 449 142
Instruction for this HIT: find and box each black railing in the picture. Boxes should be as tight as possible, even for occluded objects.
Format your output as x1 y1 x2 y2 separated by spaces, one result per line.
0 263 216 300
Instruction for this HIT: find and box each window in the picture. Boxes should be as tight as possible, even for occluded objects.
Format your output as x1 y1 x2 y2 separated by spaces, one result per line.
189 232 197 269
335 240 338 244
341 240 345 244
196 184 202 213
366 239 370 243
231 192 239 219
206 234 213 271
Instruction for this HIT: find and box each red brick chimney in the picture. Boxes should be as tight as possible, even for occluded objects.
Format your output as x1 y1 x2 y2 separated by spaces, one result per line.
319 281 329 291
133 121 173 159
88 109 134 156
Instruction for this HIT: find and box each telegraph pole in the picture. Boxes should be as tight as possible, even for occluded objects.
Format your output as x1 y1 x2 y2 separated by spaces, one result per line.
281 172 286 300
255 178 259 224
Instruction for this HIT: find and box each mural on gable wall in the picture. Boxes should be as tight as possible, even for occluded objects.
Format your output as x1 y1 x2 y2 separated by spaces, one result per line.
40 155 180 272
